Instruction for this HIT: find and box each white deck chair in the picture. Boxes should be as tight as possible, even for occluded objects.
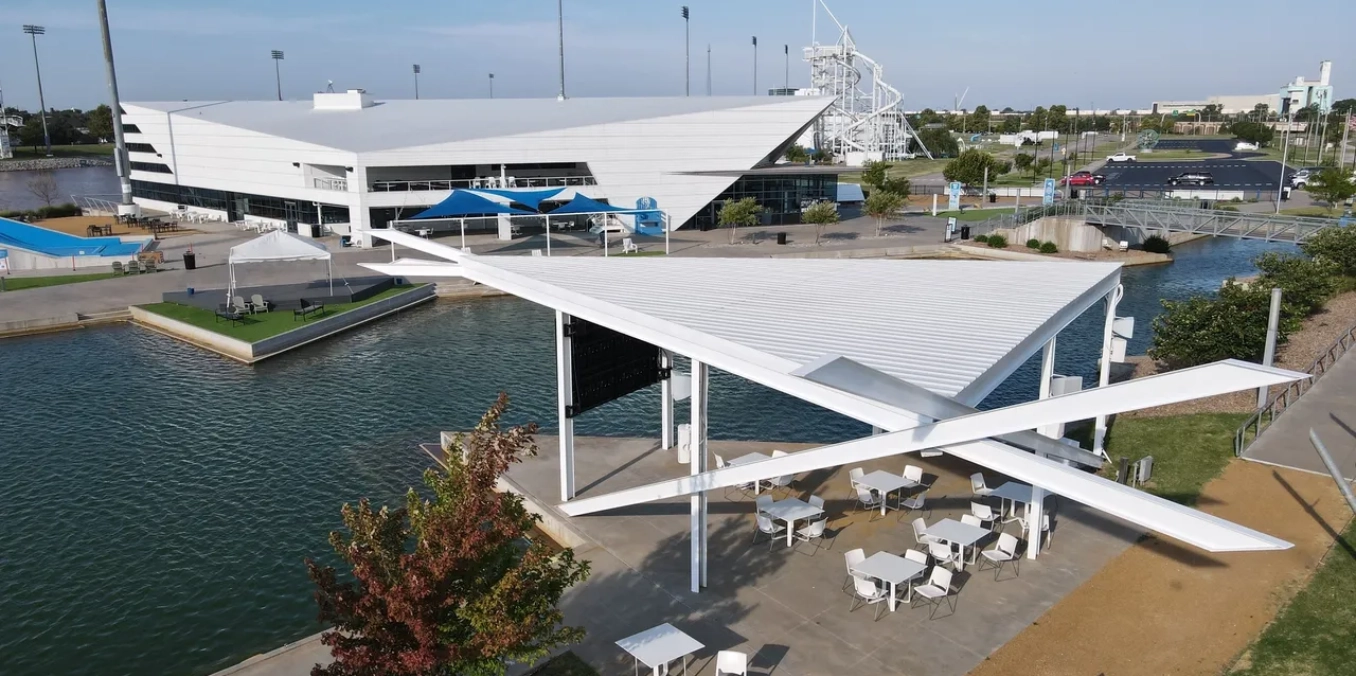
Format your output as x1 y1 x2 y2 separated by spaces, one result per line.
754 494 774 516
979 533 1021 581
970 501 998 530
928 541 959 570
899 490 928 518
902 464 927 488
794 518 828 553
903 549 930 601
971 472 995 498
849 574 889 621
842 548 866 592
766 449 794 494
621 237 639 254
912 517 941 549
1022 513 1053 549
910 566 956 619
853 483 882 513
807 494 825 511
961 514 984 529
752 513 786 550
715 650 748 676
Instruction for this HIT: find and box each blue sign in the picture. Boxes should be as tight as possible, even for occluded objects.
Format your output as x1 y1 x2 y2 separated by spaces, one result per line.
947 181 962 211
1042 178 1057 206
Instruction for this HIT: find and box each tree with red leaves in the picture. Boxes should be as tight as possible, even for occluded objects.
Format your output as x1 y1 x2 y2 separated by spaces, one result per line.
306 394 590 676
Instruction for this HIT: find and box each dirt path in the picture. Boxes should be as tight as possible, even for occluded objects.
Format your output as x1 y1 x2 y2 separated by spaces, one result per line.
968 460 1353 676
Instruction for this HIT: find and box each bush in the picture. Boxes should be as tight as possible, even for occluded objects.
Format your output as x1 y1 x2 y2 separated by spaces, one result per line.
1300 224 1356 277
1039 241 1059 254
1149 282 1285 368
986 234 1009 249
1026 238 1042 250
1253 251 1338 318
974 234 989 244
0 203 82 221
1143 235 1171 253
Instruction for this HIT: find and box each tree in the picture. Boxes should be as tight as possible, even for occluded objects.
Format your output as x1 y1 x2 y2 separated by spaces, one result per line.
915 127 958 158
1304 166 1356 211
26 172 60 208
1252 103 1270 121
802 200 840 245
864 190 904 236
860 160 889 193
718 196 763 244
1253 251 1338 318
1201 104 1221 121
942 149 1004 186
1012 153 1034 173
87 104 113 142
1027 106 1047 131
19 117 46 151
1230 121 1275 146
1001 115 1022 133
1300 223 1356 276
1047 105 1069 133
809 147 833 164
1331 98 1356 116
1149 282 1280 369
306 395 590 676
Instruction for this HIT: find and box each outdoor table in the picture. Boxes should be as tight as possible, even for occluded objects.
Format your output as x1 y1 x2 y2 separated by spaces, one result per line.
727 452 771 493
852 551 926 611
762 497 824 547
616 622 704 676
855 470 914 516
989 481 1035 523
928 518 990 571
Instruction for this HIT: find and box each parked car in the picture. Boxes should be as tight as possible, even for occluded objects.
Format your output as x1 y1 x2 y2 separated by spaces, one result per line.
1060 171 1106 187
1234 141 1259 151
1289 169 1312 188
1167 172 1215 186
1105 152 1136 163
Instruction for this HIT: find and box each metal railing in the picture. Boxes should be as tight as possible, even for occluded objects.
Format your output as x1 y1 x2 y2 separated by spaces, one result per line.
370 175 596 193
1234 320 1356 456
313 177 348 191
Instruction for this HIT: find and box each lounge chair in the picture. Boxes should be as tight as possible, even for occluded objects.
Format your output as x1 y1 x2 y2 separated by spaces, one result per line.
214 306 244 325
111 261 124 275
125 260 141 275
621 237 639 254
233 296 252 314
251 294 271 312
293 299 325 321
142 259 157 273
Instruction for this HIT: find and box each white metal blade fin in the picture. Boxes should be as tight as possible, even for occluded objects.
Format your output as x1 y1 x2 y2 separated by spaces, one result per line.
362 228 468 262
358 261 465 278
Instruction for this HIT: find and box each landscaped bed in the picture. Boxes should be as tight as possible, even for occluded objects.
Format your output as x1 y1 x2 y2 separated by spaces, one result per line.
139 284 422 343
0 271 121 292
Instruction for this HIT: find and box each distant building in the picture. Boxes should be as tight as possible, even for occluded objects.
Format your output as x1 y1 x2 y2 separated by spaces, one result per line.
1150 60 1335 117
1279 60 1334 116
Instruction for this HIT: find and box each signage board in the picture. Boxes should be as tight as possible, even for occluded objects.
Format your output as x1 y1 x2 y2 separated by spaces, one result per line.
1043 178 1057 206
947 181 962 211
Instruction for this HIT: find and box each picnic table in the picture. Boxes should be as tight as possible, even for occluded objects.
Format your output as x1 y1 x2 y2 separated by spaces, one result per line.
762 497 824 547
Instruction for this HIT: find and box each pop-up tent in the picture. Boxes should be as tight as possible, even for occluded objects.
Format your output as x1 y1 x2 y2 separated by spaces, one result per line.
227 229 332 301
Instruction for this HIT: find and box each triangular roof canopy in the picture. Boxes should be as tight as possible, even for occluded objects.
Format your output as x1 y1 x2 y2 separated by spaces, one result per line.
412 190 536 220
547 195 632 216
467 187 563 210
228 230 331 263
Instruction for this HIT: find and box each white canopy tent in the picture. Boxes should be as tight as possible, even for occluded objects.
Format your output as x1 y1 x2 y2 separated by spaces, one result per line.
227 230 333 301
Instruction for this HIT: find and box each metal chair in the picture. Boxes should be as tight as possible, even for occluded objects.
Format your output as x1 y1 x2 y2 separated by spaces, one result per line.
971 472 995 498
751 513 786 550
912 517 941 549
849 574 889 621
899 490 929 518
970 501 998 530
715 650 748 676
794 518 828 554
842 548 866 592
853 483 882 514
979 533 1021 581
910 566 956 619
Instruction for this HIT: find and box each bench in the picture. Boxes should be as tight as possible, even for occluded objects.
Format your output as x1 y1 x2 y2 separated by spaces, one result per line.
215 308 245 325
293 300 326 321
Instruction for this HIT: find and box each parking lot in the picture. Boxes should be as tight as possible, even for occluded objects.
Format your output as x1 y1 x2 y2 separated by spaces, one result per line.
1099 139 1286 189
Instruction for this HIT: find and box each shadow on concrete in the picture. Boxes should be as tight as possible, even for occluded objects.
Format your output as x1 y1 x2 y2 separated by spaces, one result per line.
1330 412 1356 442
577 441 665 496
821 231 860 242
882 224 926 235
1272 469 1356 562
1132 535 1229 569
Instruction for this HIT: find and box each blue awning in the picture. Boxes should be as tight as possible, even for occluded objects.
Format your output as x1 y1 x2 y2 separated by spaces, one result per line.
411 190 536 220
468 187 564 210
546 195 630 216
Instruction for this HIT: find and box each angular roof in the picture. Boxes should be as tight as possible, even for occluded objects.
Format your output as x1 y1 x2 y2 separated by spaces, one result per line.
125 96 827 154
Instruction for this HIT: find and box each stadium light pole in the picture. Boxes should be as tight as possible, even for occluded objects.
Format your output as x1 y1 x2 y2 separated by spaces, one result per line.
271 50 284 101
489 73 495 99
784 44 789 89
22 25 52 157
97 0 133 211
557 0 566 100
681 6 690 97
413 64 421 99
706 44 711 96
751 36 758 95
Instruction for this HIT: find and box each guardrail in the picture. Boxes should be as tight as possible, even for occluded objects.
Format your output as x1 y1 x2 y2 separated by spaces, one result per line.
370 175 596 193
1234 320 1356 456
313 177 348 191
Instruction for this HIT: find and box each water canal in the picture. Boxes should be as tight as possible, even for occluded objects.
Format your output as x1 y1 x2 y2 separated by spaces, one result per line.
0 235 1291 675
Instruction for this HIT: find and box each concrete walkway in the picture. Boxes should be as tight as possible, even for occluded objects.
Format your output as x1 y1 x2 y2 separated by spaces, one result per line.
1244 349 1356 481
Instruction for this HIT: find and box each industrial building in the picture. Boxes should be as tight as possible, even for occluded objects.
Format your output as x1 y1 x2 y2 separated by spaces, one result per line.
1151 60 1335 117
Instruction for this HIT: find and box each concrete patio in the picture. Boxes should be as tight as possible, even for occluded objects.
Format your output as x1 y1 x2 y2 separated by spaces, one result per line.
505 435 1142 676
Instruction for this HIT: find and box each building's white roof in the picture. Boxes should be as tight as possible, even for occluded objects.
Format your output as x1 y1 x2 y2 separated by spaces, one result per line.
126 96 821 154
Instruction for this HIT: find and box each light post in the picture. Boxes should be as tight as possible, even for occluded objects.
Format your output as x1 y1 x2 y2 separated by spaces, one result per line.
784 44 789 89
489 73 494 99
706 44 711 96
413 64 421 99
681 6 689 96
1276 111 1294 213
22 25 51 157
271 50 284 101
751 36 758 95
97 0 134 211
557 0 566 100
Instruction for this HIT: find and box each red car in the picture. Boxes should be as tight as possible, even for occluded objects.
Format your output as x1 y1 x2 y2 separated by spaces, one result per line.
1060 171 1106 187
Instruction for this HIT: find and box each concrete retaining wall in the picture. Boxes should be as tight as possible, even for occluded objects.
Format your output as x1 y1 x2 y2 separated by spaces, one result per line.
130 306 254 361
999 216 1112 252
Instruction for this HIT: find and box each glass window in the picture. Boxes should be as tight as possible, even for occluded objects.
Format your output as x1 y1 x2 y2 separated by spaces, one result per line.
130 161 172 174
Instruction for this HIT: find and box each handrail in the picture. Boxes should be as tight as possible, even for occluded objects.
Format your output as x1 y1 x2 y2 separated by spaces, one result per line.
370 175 597 192
1235 320 1356 456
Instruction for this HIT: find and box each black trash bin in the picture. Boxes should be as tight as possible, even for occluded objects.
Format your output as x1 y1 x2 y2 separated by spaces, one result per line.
182 252 197 270
988 192 997 204
776 232 787 245
960 225 971 240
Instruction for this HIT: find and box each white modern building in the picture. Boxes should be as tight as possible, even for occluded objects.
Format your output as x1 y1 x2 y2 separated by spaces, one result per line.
121 91 837 245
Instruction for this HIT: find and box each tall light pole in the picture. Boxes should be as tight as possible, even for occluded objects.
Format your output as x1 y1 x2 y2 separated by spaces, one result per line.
412 64 421 99
681 6 690 96
784 44 789 89
1276 111 1295 213
557 0 566 100
751 36 758 95
271 50 284 101
706 44 712 96
22 25 51 157
489 73 495 99
97 0 133 212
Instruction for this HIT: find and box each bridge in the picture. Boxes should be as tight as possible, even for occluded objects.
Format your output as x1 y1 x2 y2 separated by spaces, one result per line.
974 199 1345 244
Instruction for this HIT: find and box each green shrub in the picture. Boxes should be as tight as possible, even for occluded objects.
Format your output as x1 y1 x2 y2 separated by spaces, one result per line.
1143 235 1171 253
974 234 989 244
1149 281 1286 368
1026 238 1042 249
1253 251 1338 318
1039 241 1059 254
0 203 81 221
1300 224 1356 277
986 234 1009 249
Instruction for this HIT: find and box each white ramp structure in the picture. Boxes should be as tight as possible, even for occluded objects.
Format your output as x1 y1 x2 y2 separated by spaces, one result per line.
360 231 1305 594
805 0 931 164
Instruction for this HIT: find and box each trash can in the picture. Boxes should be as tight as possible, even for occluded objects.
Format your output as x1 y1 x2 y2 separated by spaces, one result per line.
183 252 197 270
1281 186 1292 201
776 232 788 245
988 192 997 204
186 287 195 296
960 225 971 240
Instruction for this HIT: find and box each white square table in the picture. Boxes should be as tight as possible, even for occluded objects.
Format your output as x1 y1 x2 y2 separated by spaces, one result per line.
927 518 990 571
616 623 704 676
852 551 927 611
727 452 772 494
762 497 825 547
989 481 1035 522
856 470 915 516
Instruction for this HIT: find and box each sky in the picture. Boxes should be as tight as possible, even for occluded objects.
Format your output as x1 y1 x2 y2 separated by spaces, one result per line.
0 0 1353 112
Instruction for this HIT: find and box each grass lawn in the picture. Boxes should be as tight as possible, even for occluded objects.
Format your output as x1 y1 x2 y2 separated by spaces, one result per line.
2 143 115 160
991 174 1037 187
840 158 952 184
1097 413 1249 505
935 209 1011 222
1230 520 1356 676
139 284 421 343
0 271 120 291
1281 206 1347 218
530 652 598 676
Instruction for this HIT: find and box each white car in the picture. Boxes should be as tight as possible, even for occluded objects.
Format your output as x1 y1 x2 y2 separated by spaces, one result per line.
1234 142 1259 151
1105 152 1136 163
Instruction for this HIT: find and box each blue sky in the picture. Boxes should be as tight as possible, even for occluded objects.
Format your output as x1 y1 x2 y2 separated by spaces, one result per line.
0 0 1352 112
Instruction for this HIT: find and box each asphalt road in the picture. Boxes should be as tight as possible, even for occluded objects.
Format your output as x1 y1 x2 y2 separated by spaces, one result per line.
1098 138 1287 189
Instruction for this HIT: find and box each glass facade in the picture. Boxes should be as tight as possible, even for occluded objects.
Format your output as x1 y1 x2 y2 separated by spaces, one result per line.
130 161 172 174
131 180 350 228
686 173 838 230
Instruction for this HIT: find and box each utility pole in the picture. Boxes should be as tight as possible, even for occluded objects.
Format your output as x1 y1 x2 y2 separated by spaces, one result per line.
751 36 758 95
22 25 51 157
412 64 421 99
96 0 133 211
681 6 690 96
1341 110 1352 171
706 44 711 96
270 50 284 101
557 0 567 100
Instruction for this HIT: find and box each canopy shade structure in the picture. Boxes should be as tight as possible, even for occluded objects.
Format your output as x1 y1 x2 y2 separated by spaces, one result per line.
227 230 333 297
411 190 536 220
356 229 1303 556
467 187 564 210
546 194 634 216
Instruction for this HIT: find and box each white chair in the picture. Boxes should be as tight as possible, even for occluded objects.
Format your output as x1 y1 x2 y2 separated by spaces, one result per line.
961 514 984 529
911 517 941 549
928 541 958 570
970 501 997 530
899 490 928 518
621 237 639 254
752 513 786 550
848 467 865 489
531 249 543 257
849 574 889 621
1022 513 1053 550
794 518 827 553
715 650 748 676
754 494 774 516
719 455 751 499
979 533 1021 581
971 472 995 498
902 464 927 488
807 494 825 511
910 566 956 619
903 549 930 601
766 449 794 494
842 548 866 592
853 484 881 513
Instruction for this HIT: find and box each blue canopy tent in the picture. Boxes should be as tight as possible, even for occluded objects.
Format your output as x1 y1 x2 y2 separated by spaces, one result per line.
544 195 669 257
467 187 564 210
405 190 536 248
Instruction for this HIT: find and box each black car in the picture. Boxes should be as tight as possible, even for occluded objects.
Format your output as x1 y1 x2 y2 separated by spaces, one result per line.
1167 172 1215 186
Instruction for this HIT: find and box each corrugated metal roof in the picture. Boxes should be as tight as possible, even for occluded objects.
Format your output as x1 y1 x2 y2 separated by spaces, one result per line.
477 257 1122 398
126 96 829 153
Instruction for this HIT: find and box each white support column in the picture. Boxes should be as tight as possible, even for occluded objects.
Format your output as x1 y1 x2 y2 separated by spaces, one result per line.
1028 336 1057 559
1036 337 1057 437
689 359 709 593
660 350 674 449
1093 285 1124 457
556 311 576 502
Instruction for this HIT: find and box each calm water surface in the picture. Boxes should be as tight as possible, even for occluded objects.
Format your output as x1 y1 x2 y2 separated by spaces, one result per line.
0 166 120 211
0 235 1292 675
